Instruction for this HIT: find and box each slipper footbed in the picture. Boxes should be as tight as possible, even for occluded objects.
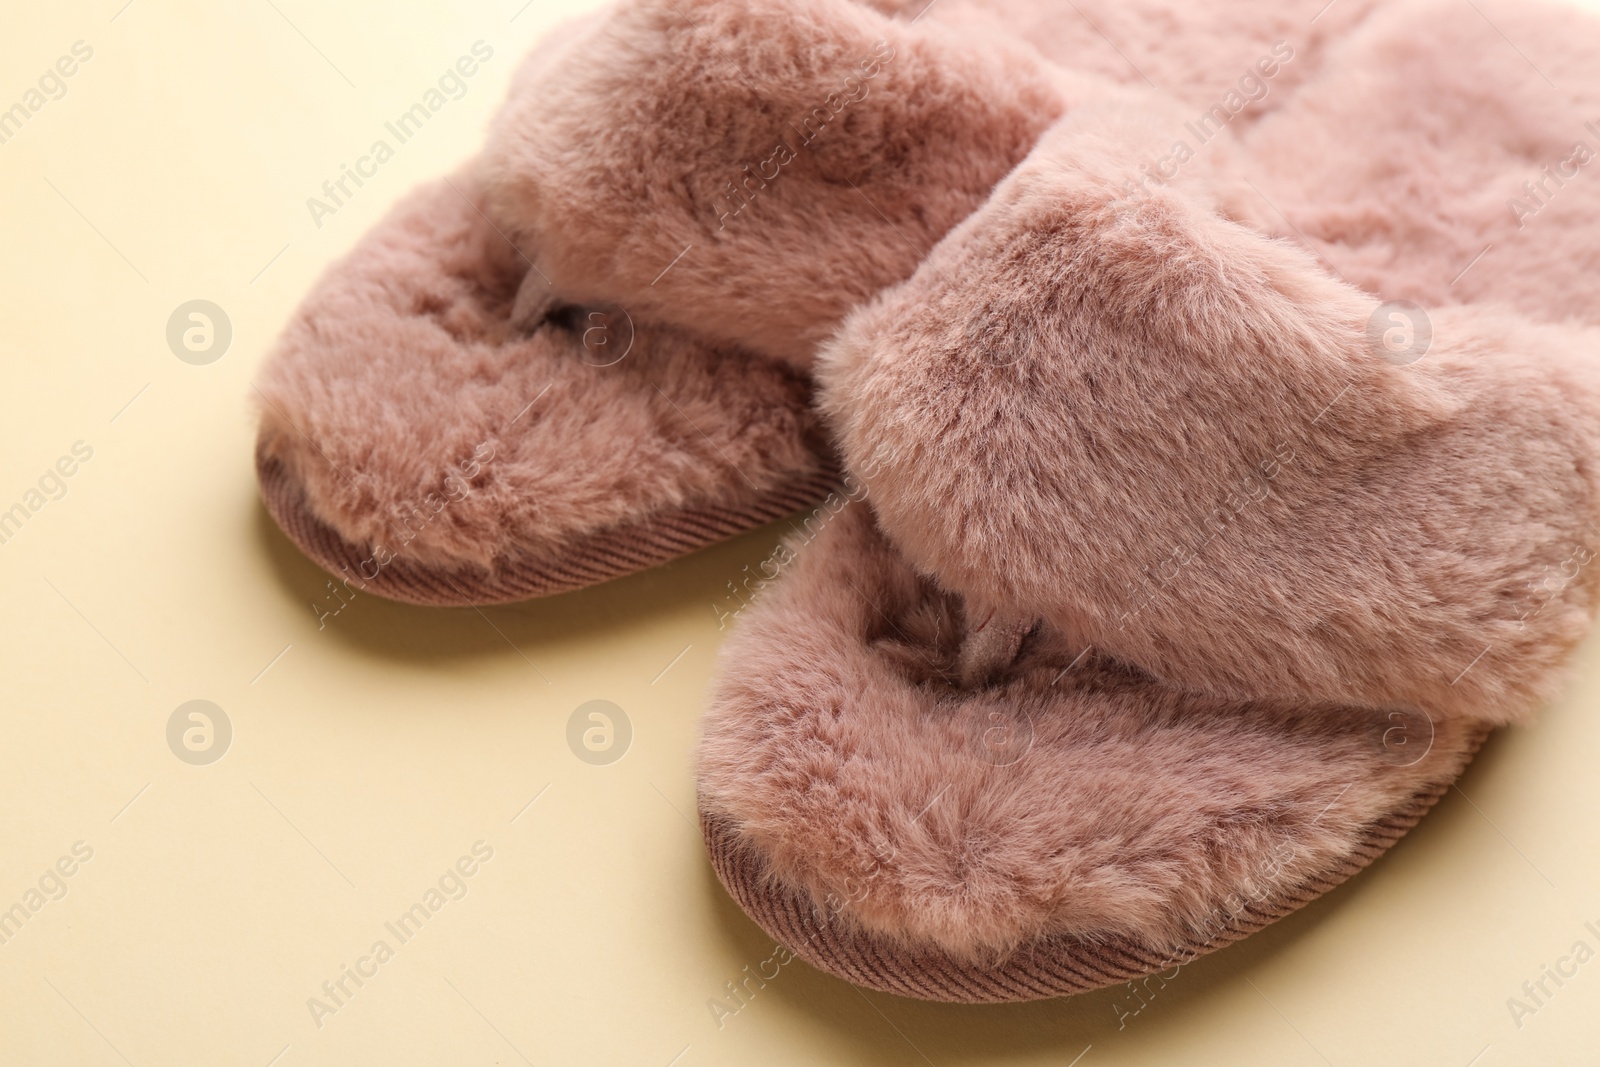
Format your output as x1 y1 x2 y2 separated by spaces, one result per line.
697 505 1486 981
254 173 836 602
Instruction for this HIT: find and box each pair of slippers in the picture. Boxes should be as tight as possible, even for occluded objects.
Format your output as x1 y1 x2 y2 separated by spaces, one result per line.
256 0 1600 1002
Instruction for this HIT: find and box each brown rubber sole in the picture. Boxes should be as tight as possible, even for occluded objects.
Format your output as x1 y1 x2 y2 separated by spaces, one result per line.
257 435 842 606
701 725 1490 1003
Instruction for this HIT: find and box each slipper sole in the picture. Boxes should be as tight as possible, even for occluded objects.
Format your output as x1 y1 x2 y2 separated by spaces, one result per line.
257 435 842 605
701 724 1487 1003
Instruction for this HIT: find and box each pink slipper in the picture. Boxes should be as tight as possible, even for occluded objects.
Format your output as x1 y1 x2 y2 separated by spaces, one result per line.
699 83 1600 1001
479 0 1401 366
254 168 837 606
479 0 1068 366
254 0 1070 604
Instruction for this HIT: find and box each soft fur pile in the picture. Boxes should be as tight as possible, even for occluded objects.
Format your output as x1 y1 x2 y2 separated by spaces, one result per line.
255 172 828 574
820 110 1600 727
257 0 1600 986
482 0 1069 366
698 505 1485 960
686 0 1600 969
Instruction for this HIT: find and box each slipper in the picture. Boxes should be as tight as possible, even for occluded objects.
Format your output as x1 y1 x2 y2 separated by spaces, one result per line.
252 9 848 609
697 94 1600 1001
255 0 1072 604
480 0 1070 367
700 507 1495 1002
254 169 837 606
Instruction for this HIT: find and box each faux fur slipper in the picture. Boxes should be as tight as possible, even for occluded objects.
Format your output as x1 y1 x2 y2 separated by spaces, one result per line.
697 97 1600 1001
254 168 837 606
480 0 1070 367
256 0 1070 605
252 0 864 606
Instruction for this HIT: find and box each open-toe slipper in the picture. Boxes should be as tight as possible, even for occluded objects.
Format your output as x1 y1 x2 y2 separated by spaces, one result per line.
255 171 837 606
255 0 1070 603
699 506 1493 1002
697 98 1600 1002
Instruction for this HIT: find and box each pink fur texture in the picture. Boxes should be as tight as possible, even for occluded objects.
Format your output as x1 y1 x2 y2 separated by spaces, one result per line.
698 0 1600 966
819 108 1600 728
698 504 1484 961
1241 0 1600 324
256 172 826 572
480 0 1069 366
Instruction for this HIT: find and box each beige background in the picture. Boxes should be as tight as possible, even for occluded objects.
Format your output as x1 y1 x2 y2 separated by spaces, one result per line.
2 0 1598 1064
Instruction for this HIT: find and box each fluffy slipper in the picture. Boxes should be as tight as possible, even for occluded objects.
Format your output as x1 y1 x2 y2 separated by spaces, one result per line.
698 97 1600 1001
480 0 1071 367
255 170 835 606
256 0 1072 604
699 506 1491 1002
